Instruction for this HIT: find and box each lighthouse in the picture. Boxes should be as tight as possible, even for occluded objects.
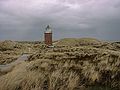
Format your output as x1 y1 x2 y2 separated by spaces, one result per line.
44 25 52 46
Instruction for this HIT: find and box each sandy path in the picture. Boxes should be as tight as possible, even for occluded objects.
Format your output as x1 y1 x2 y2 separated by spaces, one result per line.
0 54 29 73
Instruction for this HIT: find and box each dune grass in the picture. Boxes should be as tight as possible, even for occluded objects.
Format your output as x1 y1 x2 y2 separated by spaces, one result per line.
0 38 120 90
0 45 120 90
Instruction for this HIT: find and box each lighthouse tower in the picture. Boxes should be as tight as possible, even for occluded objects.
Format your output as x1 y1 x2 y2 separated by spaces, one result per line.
44 25 52 46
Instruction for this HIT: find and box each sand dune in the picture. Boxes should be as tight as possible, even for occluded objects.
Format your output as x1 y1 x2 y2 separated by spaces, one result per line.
0 38 120 90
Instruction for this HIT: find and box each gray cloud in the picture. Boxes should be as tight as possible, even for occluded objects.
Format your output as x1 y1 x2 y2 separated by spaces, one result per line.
0 0 120 41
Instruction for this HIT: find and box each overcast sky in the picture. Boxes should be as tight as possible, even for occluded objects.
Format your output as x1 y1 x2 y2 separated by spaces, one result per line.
0 0 120 41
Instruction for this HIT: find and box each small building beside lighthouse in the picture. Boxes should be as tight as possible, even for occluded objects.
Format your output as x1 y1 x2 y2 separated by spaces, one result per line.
44 25 52 46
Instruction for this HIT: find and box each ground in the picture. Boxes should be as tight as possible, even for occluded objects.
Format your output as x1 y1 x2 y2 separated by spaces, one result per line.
0 38 120 90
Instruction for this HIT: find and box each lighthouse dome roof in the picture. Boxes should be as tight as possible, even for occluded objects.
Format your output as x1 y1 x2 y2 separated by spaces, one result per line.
45 25 52 33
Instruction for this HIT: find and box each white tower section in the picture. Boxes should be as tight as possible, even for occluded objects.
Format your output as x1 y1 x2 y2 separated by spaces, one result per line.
45 25 52 33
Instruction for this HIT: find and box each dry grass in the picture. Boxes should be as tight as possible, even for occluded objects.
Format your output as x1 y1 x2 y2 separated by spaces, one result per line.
0 40 42 65
55 38 103 46
0 38 120 90
55 38 120 51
